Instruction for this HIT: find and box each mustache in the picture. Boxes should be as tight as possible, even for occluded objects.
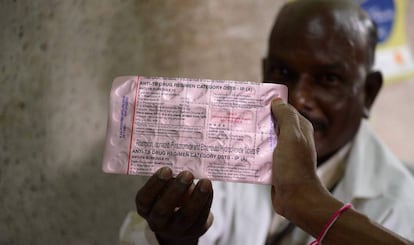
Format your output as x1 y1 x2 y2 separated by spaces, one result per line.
298 111 327 132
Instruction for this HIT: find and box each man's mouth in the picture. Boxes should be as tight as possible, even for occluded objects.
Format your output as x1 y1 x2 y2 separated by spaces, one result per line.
298 111 327 134
311 121 326 132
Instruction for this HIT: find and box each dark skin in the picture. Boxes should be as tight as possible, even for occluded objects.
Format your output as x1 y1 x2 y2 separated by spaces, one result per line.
136 0 386 244
136 169 213 245
263 0 382 164
270 98 411 245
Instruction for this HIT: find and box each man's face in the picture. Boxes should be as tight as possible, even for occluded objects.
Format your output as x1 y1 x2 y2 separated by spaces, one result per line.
263 10 369 163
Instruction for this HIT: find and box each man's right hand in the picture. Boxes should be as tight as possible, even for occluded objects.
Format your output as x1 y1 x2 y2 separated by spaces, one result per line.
136 167 214 245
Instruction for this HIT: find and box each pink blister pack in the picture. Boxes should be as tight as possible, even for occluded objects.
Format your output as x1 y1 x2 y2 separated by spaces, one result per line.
102 76 287 184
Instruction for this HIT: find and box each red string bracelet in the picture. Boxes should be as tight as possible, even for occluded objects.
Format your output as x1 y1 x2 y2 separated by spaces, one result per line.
309 203 353 245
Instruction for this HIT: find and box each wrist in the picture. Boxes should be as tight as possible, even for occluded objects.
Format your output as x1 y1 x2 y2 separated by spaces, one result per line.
282 182 344 237
276 179 326 216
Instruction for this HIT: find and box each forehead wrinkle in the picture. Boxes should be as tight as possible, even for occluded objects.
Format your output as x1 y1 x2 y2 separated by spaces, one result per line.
308 11 368 71
268 1 374 82
332 10 366 44
306 16 326 39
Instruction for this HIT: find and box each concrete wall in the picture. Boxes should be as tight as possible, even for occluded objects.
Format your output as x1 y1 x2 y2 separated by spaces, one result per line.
1 1 413 244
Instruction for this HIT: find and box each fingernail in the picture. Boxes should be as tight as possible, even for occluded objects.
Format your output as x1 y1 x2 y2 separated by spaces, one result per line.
178 171 193 185
272 97 283 105
158 167 172 180
199 179 211 193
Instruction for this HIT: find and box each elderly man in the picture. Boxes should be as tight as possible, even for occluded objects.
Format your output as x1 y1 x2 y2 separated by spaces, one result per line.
129 0 414 244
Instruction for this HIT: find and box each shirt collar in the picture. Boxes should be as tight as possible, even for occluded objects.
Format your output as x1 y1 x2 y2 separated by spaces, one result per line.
317 142 351 191
334 120 385 201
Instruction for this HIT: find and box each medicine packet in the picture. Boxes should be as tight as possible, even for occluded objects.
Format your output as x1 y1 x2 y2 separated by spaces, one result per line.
102 76 287 184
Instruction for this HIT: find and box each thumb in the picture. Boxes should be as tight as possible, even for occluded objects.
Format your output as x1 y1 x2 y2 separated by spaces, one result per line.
271 98 302 141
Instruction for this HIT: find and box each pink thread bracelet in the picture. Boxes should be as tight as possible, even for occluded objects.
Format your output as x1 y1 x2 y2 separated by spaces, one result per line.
309 203 353 245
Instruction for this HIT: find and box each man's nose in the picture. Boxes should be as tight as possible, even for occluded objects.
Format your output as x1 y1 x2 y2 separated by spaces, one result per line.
289 74 315 112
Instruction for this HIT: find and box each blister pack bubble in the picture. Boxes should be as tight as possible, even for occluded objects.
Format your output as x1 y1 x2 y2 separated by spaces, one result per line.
102 76 287 184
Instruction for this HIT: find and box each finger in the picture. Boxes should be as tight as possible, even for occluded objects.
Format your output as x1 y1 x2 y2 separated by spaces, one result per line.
191 212 214 238
173 179 213 234
180 182 196 206
297 113 317 156
136 167 173 218
147 171 195 230
187 183 214 237
298 112 313 138
271 98 302 144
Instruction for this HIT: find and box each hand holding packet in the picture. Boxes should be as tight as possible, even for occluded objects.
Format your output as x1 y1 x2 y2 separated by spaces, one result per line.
102 76 287 184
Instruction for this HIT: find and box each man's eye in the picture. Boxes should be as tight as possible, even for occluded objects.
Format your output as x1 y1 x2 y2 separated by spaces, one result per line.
270 66 291 78
320 73 341 84
279 67 290 76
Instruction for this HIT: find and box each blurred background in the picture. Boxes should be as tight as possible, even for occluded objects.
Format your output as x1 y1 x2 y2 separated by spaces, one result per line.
1 1 413 244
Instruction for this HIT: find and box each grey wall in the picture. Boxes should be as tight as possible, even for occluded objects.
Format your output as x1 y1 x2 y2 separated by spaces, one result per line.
1 1 413 244
0 1 282 244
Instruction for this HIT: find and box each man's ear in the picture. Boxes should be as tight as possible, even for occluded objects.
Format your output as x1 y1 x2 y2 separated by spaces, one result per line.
363 71 383 118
